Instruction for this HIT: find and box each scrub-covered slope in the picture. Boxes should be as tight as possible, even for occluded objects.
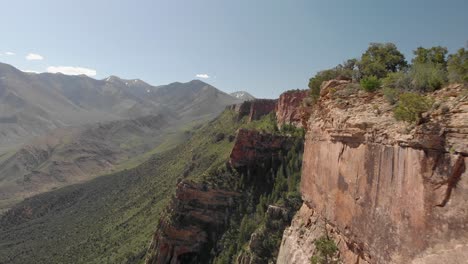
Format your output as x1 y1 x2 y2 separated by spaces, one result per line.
0 110 244 264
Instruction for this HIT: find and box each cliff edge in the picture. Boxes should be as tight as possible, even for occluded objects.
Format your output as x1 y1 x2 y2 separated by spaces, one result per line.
278 81 468 263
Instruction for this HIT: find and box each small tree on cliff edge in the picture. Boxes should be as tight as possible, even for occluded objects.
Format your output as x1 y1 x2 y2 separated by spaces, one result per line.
393 92 433 124
358 43 407 79
310 219 340 264
310 235 340 264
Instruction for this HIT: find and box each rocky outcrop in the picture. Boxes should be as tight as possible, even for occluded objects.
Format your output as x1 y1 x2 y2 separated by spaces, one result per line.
248 99 277 121
226 101 252 120
227 99 277 122
278 81 468 263
276 90 308 128
230 129 292 168
146 180 240 264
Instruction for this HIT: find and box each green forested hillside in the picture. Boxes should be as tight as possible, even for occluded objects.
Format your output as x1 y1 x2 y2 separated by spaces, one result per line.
0 110 242 264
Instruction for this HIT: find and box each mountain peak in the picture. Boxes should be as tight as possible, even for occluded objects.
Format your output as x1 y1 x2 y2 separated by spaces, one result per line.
230 91 255 100
104 75 122 82
189 79 209 85
0 62 24 76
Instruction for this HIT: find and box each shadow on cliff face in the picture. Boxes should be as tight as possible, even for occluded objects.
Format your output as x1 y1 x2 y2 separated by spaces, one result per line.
431 154 465 207
439 156 465 207
418 119 466 208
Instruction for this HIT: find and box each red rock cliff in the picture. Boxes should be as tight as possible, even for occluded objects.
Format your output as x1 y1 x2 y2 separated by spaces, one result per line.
227 99 277 122
276 90 308 128
146 180 240 264
278 81 468 264
248 99 277 121
230 128 292 168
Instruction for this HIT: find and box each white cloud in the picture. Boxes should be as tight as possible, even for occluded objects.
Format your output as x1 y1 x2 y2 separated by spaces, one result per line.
5 52 15 56
26 53 44 60
47 66 97 77
22 70 40 74
196 73 210 79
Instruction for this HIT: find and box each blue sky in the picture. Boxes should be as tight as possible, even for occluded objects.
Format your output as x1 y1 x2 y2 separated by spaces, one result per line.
0 0 467 98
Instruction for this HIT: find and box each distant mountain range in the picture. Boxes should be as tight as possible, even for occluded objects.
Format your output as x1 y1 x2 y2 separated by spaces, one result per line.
230 91 255 101
0 62 243 153
0 61 246 211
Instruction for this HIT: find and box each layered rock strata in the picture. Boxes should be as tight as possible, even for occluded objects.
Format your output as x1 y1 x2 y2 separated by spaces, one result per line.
278 81 468 263
146 180 240 264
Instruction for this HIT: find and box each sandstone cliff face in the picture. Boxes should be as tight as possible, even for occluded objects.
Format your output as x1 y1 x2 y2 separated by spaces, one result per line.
248 99 277 122
278 81 468 263
146 180 240 264
230 129 292 168
227 99 277 122
276 90 308 128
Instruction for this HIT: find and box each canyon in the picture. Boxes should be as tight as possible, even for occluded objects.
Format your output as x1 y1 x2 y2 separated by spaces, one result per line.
0 75 466 264
146 82 467 263
146 96 303 263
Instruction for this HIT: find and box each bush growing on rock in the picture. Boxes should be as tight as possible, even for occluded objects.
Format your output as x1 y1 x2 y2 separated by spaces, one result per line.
306 43 466 111
410 62 447 92
308 60 358 102
310 236 340 264
360 76 381 92
447 48 468 83
308 69 343 102
382 71 412 90
382 87 400 105
393 93 433 123
381 63 447 92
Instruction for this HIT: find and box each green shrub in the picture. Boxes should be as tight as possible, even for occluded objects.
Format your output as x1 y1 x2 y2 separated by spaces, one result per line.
382 87 400 105
308 69 341 102
382 71 412 90
310 236 339 264
447 48 468 83
360 76 381 92
308 60 358 102
382 62 447 92
394 93 433 123
410 63 447 92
